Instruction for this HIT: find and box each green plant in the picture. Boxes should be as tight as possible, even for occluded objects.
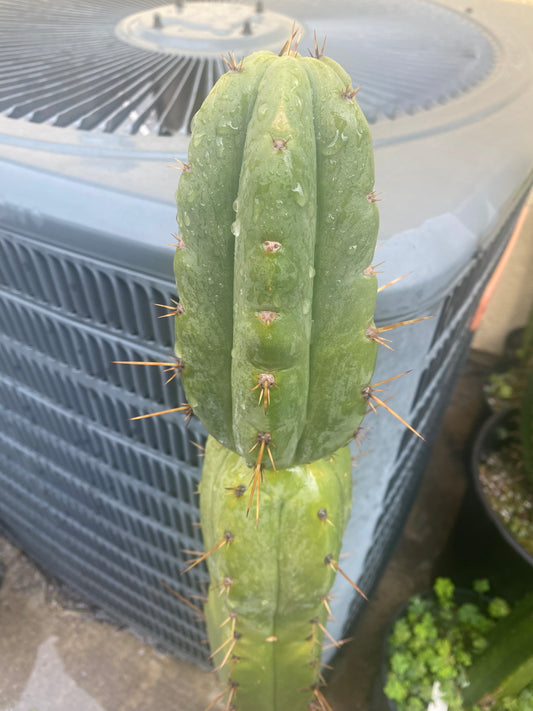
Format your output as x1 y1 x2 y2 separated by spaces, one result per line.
384 578 533 711
520 366 533 481
121 33 428 711
485 306 533 412
172 38 386 710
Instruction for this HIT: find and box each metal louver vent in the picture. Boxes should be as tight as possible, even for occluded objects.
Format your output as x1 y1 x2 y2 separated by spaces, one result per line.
0 0 495 136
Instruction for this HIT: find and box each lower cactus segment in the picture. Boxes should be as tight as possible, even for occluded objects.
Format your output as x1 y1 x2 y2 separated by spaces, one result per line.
199 437 353 711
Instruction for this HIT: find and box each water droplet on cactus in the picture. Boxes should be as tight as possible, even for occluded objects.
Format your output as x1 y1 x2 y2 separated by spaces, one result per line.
292 183 306 206
192 132 204 147
233 198 239 213
231 220 241 237
322 129 341 155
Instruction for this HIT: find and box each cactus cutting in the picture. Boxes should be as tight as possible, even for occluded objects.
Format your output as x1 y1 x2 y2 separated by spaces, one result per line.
120 30 429 711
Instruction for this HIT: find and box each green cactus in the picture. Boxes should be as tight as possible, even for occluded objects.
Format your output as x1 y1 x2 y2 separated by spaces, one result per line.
172 38 382 711
199 437 353 711
174 47 379 474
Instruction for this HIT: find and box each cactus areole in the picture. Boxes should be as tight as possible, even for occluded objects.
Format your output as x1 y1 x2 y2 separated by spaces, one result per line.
174 45 379 711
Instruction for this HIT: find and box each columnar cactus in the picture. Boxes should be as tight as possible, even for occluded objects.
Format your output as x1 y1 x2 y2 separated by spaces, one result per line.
173 37 381 711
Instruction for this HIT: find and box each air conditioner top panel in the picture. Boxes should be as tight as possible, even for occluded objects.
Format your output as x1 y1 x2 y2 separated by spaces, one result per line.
0 0 495 135
0 0 532 316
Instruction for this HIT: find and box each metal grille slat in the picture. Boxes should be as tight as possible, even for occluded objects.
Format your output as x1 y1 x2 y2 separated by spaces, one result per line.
0 0 494 134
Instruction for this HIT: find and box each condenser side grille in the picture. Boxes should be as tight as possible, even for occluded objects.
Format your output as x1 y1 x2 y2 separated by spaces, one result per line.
0 222 211 661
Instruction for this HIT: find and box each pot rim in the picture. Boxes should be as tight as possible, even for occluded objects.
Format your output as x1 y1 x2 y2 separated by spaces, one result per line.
470 407 533 569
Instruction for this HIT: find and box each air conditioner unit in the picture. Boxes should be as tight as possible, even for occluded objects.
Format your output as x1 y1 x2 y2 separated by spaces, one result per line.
0 0 532 664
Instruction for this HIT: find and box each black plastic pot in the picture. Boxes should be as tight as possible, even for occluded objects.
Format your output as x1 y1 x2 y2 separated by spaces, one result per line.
471 408 533 569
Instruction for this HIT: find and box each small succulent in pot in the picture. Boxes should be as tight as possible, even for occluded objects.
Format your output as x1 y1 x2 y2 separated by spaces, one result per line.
383 578 533 711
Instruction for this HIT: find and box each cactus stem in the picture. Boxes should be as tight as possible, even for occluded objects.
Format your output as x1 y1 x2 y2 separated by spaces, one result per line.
169 232 185 249
364 261 384 277
366 189 381 203
251 373 278 412
181 531 234 574
224 483 247 497
170 158 191 172
159 579 205 618
341 84 361 101
377 272 410 293
325 554 367 600
130 403 193 423
317 508 335 528
256 310 279 326
221 52 244 73
353 426 371 450
155 299 184 318
308 31 327 60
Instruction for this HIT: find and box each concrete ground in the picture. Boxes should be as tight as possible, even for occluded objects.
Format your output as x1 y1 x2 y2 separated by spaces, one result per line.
1 195 531 711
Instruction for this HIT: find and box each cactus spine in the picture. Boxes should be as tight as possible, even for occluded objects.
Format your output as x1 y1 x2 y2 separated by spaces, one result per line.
174 42 379 711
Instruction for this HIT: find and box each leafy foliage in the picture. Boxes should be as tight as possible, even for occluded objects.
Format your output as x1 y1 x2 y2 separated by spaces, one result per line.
384 578 514 711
